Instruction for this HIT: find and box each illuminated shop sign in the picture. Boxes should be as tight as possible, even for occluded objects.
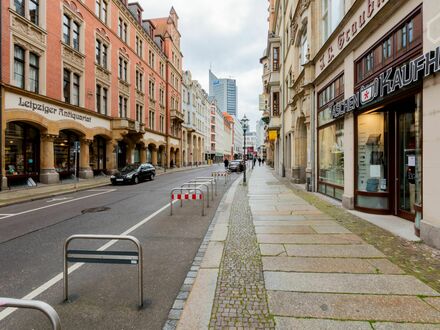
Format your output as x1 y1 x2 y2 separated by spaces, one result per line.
331 46 440 119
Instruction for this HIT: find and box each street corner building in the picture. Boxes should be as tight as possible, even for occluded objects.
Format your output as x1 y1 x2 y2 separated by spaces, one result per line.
0 0 184 187
260 0 440 249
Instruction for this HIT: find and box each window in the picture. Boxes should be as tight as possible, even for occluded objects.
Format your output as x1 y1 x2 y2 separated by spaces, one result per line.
63 14 81 51
300 30 308 65
13 45 25 89
160 88 165 106
95 0 108 23
365 52 374 74
63 69 71 103
272 92 279 116
118 57 128 82
102 87 108 115
29 52 39 93
135 70 143 91
29 0 39 25
149 80 155 100
321 0 344 43
318 74 344 109
118 95 128 118
135 36 143 58
118 18 128 42
97 85 109 114
96 84 101 113
148 50 155 69
160 62 165 77
14 0 25 16
136 104 143 123
72 73 80 106
272 47 279 71
63 69 80 106
95 40 108 68
160 115 164 133
148 110 155 130
382 38 392 62
63 15 70 44
319 121 344 187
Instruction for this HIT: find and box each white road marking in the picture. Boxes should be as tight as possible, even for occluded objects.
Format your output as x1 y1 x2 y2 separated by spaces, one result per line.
0 200 178 322
86 189 113 192
0 189 117 220
0 214 13 220
46 197 72 203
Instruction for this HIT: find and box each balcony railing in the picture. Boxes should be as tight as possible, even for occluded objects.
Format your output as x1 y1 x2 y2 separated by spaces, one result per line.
170 109 185 122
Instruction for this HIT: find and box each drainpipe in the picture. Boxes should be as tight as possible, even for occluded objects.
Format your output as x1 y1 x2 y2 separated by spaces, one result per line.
310 90 316 192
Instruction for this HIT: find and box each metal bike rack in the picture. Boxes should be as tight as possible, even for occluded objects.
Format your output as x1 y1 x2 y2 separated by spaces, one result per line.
0 297 61 330
181 182 210 207
188 178 216 198
193 177 217 196
63 235 143 308
170 187 204 216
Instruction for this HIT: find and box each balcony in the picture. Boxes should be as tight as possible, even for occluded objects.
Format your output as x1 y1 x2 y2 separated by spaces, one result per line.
170 109 185 123
111 118 144 134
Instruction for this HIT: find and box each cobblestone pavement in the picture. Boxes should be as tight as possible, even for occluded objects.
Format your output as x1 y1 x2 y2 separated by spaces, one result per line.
209 178 275 329
284 180 440 293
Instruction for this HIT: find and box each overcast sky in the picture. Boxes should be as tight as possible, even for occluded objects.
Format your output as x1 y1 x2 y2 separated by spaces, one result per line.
139 0 268 131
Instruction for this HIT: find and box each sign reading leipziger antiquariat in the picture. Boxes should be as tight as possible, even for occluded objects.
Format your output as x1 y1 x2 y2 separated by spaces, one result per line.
331 46 440 119
4 92 111 130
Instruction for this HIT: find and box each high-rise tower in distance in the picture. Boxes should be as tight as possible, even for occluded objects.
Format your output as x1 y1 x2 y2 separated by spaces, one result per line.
209 70 238 117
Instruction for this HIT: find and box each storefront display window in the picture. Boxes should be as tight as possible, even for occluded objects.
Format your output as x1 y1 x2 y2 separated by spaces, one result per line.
90 136 106 174
319 121 344 186
5 122 39 177
357 111 388 193
54 131 79 178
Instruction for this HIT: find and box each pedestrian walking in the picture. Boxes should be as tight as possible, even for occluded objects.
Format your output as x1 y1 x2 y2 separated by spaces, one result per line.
224 158 229 169
262 158 265 165
252 157 256 169
258 157 261 166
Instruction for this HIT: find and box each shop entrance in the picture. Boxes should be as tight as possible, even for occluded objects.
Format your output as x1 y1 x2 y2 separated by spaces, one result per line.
54 130 80 180
117 141 127 169
396 96 422 220
355 93 422 221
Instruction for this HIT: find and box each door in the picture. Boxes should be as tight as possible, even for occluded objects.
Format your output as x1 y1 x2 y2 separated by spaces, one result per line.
396 109 417 221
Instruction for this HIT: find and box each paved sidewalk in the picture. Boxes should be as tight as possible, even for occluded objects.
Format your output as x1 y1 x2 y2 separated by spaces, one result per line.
175 166 440 329
0 164 213 207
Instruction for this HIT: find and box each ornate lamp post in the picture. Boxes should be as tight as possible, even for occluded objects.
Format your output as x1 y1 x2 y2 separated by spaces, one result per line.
240 115 249 184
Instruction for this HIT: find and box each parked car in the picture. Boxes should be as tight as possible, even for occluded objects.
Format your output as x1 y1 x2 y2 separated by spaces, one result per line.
228 160 244 172
110 163 155 185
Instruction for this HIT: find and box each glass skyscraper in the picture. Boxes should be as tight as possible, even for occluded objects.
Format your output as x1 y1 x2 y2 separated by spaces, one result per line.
209 70 237 116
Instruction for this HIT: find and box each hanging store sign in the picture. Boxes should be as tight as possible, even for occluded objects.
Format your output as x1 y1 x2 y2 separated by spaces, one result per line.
268 130 278 141
332 46 440 119
5 92 111 130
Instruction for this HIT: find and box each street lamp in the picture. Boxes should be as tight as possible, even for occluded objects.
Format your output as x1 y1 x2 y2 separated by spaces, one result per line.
240 115 249 184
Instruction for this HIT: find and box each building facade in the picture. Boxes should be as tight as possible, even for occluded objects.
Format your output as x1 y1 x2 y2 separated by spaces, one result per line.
261 0 440 249
209 70 238 117
1 0 184 188
181 70 207 166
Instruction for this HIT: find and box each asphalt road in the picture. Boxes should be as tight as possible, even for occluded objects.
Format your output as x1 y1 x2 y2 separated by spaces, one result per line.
0 165 237 330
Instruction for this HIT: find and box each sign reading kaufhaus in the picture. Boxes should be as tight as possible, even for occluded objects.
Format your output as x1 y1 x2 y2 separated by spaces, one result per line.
4 92 110 130
331 46 440 119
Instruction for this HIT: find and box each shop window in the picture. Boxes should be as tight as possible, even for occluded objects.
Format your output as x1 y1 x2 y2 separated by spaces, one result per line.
357 112 388 194
54 131 79 178
318 120 344 191
90 136 106 174
5 122 39 177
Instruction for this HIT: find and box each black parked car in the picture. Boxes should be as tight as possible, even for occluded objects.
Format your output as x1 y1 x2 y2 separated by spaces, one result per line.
110 163 156 185
228 160 244 172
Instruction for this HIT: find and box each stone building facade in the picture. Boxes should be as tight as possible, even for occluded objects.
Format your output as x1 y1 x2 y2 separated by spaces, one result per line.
1 0 184 187
261 0 440 248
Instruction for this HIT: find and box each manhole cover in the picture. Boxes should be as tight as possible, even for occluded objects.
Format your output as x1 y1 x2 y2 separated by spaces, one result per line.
81 207 110 214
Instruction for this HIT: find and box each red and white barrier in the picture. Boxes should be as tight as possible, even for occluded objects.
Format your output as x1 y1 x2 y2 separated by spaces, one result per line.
171 193 203 200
